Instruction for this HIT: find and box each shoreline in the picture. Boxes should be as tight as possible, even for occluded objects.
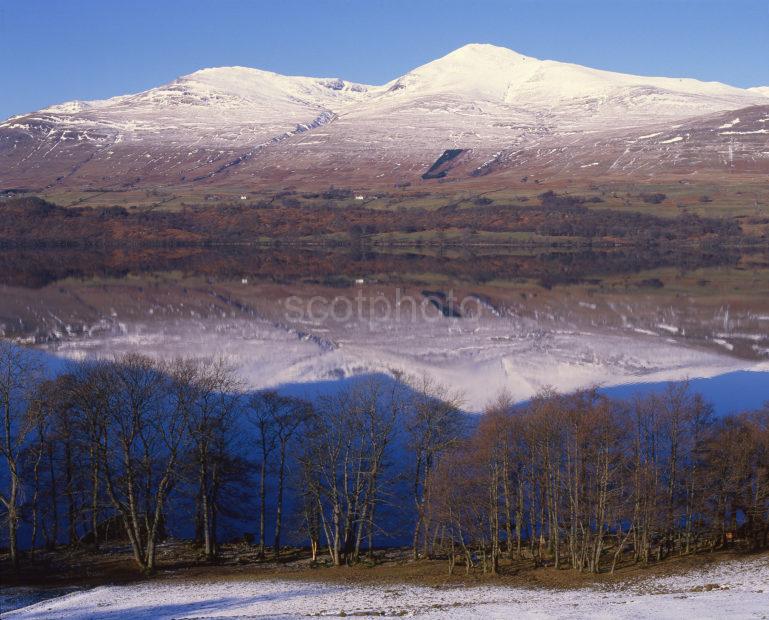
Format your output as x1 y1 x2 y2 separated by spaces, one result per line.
3 544 767 591
3 551 767 619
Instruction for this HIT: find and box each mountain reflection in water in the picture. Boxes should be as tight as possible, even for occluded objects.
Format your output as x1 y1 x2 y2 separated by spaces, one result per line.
1 247 767 411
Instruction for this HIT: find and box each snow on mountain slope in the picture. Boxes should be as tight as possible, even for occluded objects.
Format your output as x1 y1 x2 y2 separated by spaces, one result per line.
1 43 767 190
291 44 766 165
372 44 763 126
17 66 372 141
94 66 373 138
456 103 769 180
0 67 377 188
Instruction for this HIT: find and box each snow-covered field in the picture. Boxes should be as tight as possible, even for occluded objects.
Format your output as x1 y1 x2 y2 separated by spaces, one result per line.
4 557 768 619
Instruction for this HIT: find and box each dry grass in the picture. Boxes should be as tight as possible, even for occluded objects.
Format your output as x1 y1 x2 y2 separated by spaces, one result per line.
3 542 766 592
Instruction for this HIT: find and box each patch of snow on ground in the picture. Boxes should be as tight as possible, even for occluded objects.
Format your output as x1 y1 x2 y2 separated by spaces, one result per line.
719 129 768 135
656 323 679 334
718 117 740 129
4 557 768 619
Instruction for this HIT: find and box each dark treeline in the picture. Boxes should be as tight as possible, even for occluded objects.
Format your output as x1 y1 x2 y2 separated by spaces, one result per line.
0 244 754 290
0 195 748 248
1 342 767 576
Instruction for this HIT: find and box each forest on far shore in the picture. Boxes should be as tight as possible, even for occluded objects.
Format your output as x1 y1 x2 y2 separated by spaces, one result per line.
0 194 750 247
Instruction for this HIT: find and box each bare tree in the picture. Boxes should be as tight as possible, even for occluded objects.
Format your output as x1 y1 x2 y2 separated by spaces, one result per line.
36 374 86 547
247 390 284 558
296 378 405 565
405 375 464 560
272 397 310 556
171 357 240 561
0 343 42 570
69 361 114 549
300 387 362 566
98 354 187 572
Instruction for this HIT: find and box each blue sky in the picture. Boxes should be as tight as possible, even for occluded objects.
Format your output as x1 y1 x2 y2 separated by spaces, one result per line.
1 0 767 119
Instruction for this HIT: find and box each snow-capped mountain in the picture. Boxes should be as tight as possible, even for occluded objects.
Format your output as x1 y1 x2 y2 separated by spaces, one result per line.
1 43 767 191
371 44 764 128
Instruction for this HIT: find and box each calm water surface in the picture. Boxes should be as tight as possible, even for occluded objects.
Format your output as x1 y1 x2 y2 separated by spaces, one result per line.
1 247 767 412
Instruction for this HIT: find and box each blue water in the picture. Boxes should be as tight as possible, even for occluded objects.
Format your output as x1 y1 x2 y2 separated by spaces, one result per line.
603 371 768 417
275 371 768 417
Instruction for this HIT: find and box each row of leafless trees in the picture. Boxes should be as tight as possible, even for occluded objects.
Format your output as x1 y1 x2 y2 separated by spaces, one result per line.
2 342 766 575
428 387 769 575
295 375 464 566
0 348 247 571
0 344 465 571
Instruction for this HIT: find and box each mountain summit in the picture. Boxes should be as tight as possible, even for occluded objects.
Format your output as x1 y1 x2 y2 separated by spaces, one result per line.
1 44 767 191
379 43 763 121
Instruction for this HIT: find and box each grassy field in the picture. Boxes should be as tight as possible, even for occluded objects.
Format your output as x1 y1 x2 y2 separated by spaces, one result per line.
32 178 769 243
4 175 767 248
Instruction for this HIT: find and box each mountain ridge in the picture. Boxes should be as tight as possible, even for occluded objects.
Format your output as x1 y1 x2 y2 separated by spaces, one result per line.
1 43 767 193
14 43 768 118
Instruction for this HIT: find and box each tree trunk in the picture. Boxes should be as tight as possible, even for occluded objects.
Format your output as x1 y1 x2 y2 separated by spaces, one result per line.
259 450 267 558
90 446 100 548
64 439 77 546
8 477 19 571
273 443 287 556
